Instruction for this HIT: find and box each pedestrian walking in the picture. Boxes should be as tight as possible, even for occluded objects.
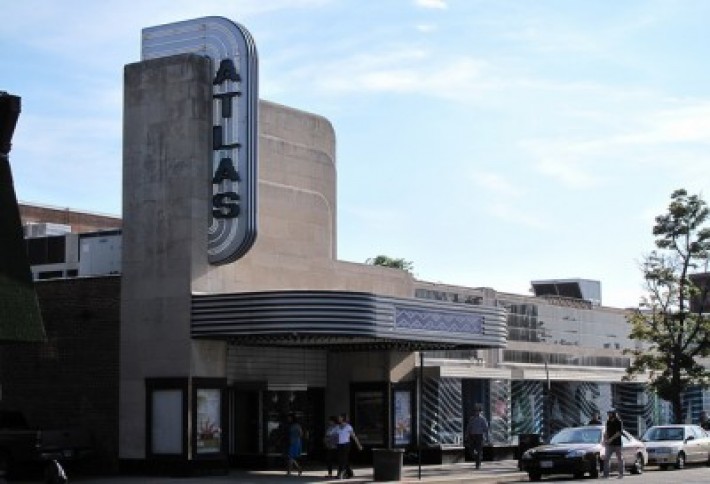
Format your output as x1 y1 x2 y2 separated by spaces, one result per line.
700 410 710 431
465 406 489 470
323 415 339 477
603 408 624 479
335 413 362 479
285 413 303 476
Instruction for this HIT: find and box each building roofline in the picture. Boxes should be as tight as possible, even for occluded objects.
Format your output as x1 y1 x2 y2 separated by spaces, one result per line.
19 201 121 220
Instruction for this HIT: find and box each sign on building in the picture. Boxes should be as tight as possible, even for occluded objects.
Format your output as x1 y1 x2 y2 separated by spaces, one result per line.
142 17 258 264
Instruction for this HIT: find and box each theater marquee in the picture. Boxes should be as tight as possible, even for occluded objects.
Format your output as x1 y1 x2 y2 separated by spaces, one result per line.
142 17 258 264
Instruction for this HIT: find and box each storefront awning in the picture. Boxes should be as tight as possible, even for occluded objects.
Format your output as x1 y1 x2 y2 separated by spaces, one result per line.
505 363 637 383
191 290 507 351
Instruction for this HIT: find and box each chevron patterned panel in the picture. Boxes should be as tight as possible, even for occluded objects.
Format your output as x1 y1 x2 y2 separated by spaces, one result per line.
421 377 463 446
395 307 483 335
489 379 511 444
511 380 544 436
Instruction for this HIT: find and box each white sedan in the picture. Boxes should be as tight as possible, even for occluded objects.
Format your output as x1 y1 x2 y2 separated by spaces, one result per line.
642 424 710 469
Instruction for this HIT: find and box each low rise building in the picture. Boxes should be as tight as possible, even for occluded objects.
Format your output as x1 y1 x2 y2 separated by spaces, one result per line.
1 19 698 475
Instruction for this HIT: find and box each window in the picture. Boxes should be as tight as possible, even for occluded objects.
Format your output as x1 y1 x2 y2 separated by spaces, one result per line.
151 390 183 454
37 271 63 280
25 236 66 265
146 378 188 458
196 389 222 454
351 383 387 446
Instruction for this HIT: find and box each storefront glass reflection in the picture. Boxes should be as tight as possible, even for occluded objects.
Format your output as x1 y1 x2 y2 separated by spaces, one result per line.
353 391 385 445
263 391 308 454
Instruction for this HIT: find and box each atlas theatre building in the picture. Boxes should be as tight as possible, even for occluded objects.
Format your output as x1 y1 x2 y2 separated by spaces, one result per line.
119 17 507 470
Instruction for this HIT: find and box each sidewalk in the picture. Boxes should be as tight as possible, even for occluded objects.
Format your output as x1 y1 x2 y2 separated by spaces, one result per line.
57 460 526 484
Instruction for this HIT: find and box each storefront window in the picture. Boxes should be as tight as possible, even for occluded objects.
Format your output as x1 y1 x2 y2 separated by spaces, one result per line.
196 389 222 454
353 390 385 445
151 389 183 454
263 391 308 454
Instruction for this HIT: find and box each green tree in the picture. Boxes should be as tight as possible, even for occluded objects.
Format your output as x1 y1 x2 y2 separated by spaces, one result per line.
365 255 414 273
625 189 710 423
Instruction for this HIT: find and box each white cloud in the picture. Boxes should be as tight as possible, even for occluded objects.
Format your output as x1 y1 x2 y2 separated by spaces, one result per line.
306 50 490 99
534 157 603 189
474 172 520 198
487 201 547 229
416 24 438 33
467 170 546 229
415 0 447 10
617 102 710 145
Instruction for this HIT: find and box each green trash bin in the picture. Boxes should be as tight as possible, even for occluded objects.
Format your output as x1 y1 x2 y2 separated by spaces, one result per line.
372 448 404 481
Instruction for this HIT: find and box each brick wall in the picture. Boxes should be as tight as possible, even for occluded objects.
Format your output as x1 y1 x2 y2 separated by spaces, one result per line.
19 204 122 233
0 276 121 471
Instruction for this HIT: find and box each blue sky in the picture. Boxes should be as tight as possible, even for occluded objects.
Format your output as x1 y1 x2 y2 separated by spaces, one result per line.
3 0 710 308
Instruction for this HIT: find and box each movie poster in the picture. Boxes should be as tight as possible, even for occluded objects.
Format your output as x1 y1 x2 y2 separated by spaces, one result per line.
196 389 221 454
394 391 412 446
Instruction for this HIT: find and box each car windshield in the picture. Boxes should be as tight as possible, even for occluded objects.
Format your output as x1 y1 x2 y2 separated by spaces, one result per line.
643 427 685 441
551 428 601 444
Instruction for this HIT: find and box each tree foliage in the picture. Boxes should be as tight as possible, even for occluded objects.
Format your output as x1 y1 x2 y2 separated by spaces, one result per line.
365 255 414 273
625 189 710 423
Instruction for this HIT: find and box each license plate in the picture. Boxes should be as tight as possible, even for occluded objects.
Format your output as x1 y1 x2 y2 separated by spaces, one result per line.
540 460 553 468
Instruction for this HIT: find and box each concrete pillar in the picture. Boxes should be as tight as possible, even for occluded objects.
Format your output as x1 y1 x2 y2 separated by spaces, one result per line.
120 54 222 461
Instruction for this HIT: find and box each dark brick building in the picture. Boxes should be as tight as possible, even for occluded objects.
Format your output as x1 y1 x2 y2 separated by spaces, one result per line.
0 276 120 471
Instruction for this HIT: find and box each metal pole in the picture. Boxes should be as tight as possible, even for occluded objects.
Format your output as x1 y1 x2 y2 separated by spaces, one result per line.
418 350 424 480
544 360 550 442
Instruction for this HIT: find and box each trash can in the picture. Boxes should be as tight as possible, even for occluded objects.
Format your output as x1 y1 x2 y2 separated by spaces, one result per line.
372 448 404 481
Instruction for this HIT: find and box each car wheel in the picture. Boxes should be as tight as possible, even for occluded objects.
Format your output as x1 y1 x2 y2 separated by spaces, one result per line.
573 471 584 479
590 456 600 478
528 471 542 481
675 451 685 470
659 464 668 470
630 453 644 474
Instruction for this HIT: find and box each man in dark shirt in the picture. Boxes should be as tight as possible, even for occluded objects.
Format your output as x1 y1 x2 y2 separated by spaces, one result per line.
603 409 624 479
466 407 489 470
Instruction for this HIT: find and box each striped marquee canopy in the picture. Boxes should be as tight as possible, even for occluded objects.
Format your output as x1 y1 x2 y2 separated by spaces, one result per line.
191 290 507 351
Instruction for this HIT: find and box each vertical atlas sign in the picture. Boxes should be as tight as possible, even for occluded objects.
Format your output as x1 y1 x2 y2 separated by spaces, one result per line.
142 17 258 264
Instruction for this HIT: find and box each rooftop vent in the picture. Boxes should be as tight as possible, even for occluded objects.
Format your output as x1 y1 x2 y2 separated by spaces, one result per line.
531 278 601 306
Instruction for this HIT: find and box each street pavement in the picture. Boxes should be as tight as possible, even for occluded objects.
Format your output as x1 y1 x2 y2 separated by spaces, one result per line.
15 460 526 483
15 461 710 483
